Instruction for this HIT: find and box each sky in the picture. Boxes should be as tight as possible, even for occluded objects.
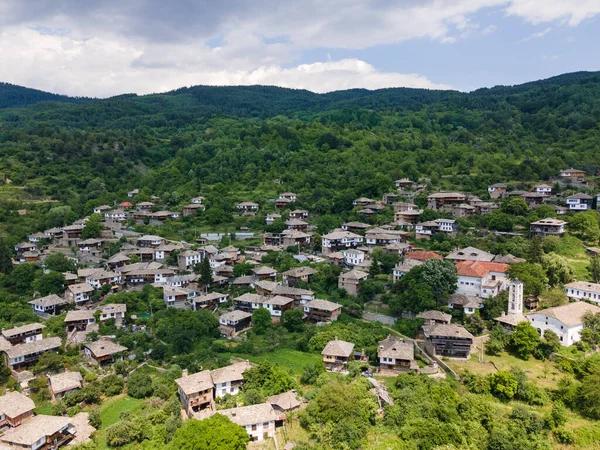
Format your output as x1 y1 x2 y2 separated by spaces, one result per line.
1 0 600 97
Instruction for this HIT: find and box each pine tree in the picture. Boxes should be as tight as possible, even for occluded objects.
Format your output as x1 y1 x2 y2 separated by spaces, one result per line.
0 238 13 275
199 257 213 291
589 254 600 283
528 235 544 264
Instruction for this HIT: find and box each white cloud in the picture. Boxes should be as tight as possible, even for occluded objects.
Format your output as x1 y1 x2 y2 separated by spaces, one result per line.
0 28 451 97
505 0 600 26
483 24 498 35
519 26 552 42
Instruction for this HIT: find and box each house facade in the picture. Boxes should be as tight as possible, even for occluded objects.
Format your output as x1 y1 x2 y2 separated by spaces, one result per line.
527 302 600 347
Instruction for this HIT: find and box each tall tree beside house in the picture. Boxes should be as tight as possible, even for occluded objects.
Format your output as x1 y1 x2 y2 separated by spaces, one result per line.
419 258 458 306
528 236 544 264
541 253 574 287
252 308 272 335
44 252 76 273
198 257 213 289
32 272 65 296
580 312 600 350
167 414 249 450
0 238 12 275
588 254 600 283
511 321 542 360
81 213 103 239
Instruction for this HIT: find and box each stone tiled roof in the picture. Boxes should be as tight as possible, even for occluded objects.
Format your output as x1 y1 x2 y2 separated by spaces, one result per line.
0 391 35 418
322 338 354 357
377 335 414 360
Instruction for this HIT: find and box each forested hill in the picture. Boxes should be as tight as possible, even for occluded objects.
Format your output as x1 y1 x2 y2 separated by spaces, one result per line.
1 70 600 239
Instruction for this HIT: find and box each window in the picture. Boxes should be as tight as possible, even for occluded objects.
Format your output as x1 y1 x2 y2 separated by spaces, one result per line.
252 425 257 431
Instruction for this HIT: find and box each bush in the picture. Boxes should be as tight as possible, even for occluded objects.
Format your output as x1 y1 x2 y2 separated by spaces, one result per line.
89 409 101 429
554 429 575 445
127 372 154 399
101 374 125 396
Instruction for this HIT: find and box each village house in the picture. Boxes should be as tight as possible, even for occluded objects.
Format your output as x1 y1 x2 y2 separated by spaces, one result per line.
365 228 408 246
28 232 46 244
3 337 62 370
392 259 422 281
415 219 458 239
280 229 312 247
353 197 374 207
61 224 84 241
148 211 179 225
192 292 228 310
423 323 474 359
267 390 301 414
341 221 371 233
99 304 126 323
281 266 318 286
395 178 415 190
392 201 417 212
473 201 500 214
382 192 398 204
218 403 282 442
521 192 545 207
566 193 594 211
183 203 205 216
252 266 278 281
530 218 568 237
93 205 111 214
445 203 476 217
77 238 104 252
237 202 259 213
84 339 127 365
176 370 215 417
446 246 495 263
447 293 484 315
2 323 44 345
488 183 507 199
338 268 368 296
321 229 363 254
271 285 314 305
137 235 166 248
0 391 35 428
405 250 443 262
427 192 466 210
84 270 120 289
44 227 64 240
285 218 309 232
219 310 252 336
0 415 76 449
107 253 130 270
289 209 309 220
163 286 196 309
260 296 294 321
377 335 415 373
105 209 126 222
265 213 281 225
565 280 600 303
136 201 155 210
560 168 585 181
416 310 452 326
455 260 509 299
344 249 366 267
527 301 600 346
154 243 184 261
211 361 252 398
66 283 94 304
280 192 297 202
29 294 70 316
322 338 354 372
303 299 342 323
534 184 552 195
191 196 205 204
178 250 203 271
275 197 292 208
394 209 422 225
233 293 264 313
65 310 96 332
127 189 139 198
49 371 84 400
14 242 37 254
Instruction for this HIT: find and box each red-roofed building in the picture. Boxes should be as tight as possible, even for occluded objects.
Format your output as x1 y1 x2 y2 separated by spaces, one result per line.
405 250 443 262
118 202 134 209
455 261 509 298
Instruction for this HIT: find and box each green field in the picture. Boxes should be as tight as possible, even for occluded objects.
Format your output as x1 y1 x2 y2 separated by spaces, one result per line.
240 348 322 375
96 395 146 449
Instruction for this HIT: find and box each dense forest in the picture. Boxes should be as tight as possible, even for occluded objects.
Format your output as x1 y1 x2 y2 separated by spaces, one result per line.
1 71 600 242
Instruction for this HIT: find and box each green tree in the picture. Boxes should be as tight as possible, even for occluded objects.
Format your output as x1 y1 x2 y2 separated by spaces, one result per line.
198 257 213 289
32 272 65 296
581 312 600 349
33 352 67 373
0 238 13 274
541 252 573 287
511 321 541 360
127 371 154 399
281 309 304 333
252 308 272 335
507 263 548 297
44 252 76 273
502 197 528 216
489 371 518 401
82 214 103 239
527 236 544 264
568 210 600 241
588 254 600 283
242 362 296 396
168 414 249 450
578 373 600 419
101 374 125 396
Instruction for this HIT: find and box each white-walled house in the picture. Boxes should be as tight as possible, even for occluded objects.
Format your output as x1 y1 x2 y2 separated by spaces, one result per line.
526 301 600 347
344 249 365 267
565 281 600 304
455 261 509 299
534 184 552 195
219 403 281 442
321 230 363 254
566 193 593 212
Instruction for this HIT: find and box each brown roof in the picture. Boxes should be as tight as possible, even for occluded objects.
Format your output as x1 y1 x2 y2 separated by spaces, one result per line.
65 310 95 322
322 338 354 357
339 269 368 281
527 301 600 327
282 267 318 278
49 371 83 395
220 310 252 322
84 340 127 358
406 251 443 262
0 391 35 418
68 283 94 294
416 310 452 322
0 415 73 447
377 335 414 360
268 390 301 411
2 323 44 338
28 294 69 308
6 337 61 359
425 323 474 340
305 299 341 312
211 361 252 385
565 281 600 294
446 246 495 262
218 403 279 427
176 370 213 395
